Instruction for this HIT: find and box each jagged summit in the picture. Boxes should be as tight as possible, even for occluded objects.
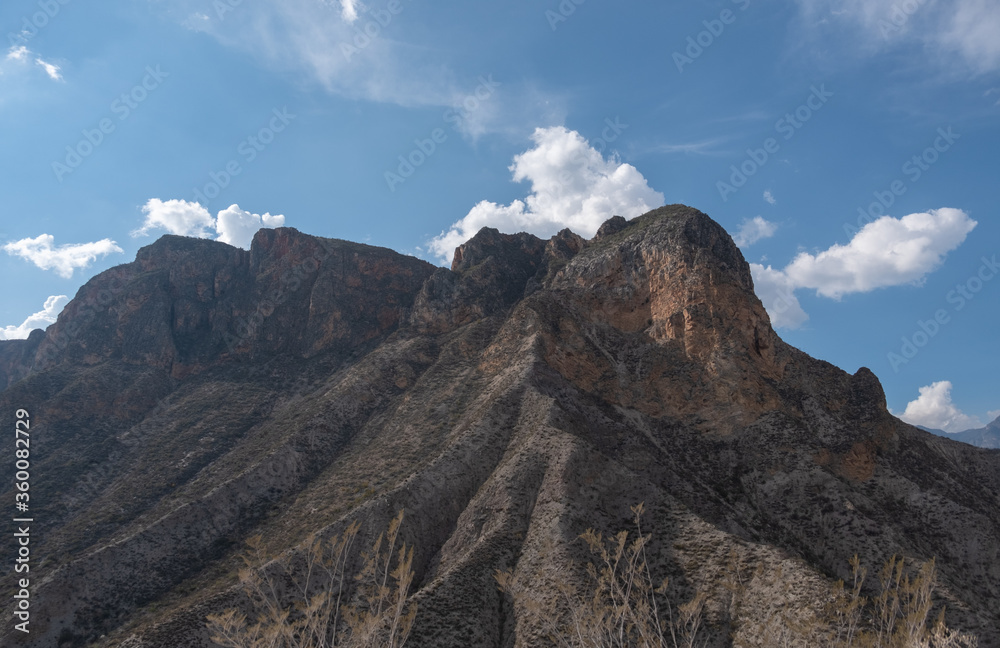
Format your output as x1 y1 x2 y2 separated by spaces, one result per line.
2 205 998 647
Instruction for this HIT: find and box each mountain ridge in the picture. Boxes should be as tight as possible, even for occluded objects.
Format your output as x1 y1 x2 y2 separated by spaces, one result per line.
2 205 998 647
922 416 1000 449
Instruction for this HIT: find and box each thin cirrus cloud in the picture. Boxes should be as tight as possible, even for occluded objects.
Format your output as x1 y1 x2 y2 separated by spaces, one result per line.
4 45 62 81
339 0 360 23
0 295 69 341
796 0 1000 74
751 207 976 328
133 198 285 249
181 0 458 108
176 0 558 138
895 380 983 433
3 234 123 279
428 126 664 264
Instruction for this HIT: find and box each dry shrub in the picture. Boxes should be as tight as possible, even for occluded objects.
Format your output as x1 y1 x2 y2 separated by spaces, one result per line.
496 503 707 648
207 510 416 648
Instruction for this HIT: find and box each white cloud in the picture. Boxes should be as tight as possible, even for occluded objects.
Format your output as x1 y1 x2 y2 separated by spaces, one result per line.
35 57 62 81
175 0 557 136
749 263 809 329
784 208 975 299
185 0 454 107
938 0 1000 74
134 198 215 238
653 137 727 155
215 204 285 248
428 126 664 263
4 235 123 278
987 409 1000 422
340 0 360 23
897 381 983 433
3 45 62 81
0 295 69 340
763 190 776 205
133 199 286 249
751 208 974 328
798 0 1000 73
733 216 778 247
6 46 28 62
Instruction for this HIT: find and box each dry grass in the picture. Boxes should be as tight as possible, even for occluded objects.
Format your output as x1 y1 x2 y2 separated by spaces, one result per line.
496 503 708 648
206 510 416 648
824 554 978 648
496 503 979 648
208 504 979 648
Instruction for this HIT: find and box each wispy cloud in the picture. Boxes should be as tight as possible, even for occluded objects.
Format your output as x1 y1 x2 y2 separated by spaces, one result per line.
4 45 63 81
6 46 29 62
763 190 776 205
35 57 62 80
181 0 456 108
339 0 360 23
652 137 728 156
175 0 554 137
796 0 1000 74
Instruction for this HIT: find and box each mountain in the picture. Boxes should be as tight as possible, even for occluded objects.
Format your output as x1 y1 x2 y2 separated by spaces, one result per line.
923 417 1000 449
2 205 999 647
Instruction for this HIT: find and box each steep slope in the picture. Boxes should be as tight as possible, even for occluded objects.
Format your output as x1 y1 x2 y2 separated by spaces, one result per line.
1 206 998 647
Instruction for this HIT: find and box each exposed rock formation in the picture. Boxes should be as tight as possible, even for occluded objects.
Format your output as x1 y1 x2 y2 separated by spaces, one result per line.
1 205 998 647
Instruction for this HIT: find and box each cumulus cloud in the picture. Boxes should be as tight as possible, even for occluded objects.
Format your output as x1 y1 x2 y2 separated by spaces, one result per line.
784 208 975 299
751 208 975 328
749 263 809 329
4 235 123 278
733 216 778 247
763 190 776 205
897 381 983 433
0 295 69 340
133 199 285 249
428 126 663 263
216 204 285 248
134 198 215 238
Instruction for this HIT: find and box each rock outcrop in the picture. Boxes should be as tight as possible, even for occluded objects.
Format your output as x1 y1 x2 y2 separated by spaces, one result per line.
1 205 998 647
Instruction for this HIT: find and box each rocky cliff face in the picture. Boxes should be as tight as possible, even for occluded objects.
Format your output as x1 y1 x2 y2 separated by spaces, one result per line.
2 205 998 647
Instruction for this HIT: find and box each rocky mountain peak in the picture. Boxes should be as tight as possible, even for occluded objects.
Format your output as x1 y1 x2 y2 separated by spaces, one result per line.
550 205 781 376
3 206 997 648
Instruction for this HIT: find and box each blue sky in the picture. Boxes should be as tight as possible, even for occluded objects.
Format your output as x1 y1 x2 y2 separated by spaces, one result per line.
1 0 997 432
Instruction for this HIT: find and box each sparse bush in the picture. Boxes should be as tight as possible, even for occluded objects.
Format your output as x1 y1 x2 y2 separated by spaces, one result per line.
206 510 416 648
207 505 979 648
495 503 708 648
825 554 978 648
